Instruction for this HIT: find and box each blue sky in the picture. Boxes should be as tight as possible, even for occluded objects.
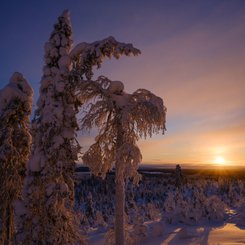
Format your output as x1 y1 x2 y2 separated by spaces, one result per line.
1 0 245 166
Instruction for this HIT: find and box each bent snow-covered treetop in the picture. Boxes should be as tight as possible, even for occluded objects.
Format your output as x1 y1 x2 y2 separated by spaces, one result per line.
70 36 141 79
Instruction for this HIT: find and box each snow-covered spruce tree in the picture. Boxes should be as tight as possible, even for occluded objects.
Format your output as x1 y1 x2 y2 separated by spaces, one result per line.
79 76 166 245
0 72 33 244
17 11 85 244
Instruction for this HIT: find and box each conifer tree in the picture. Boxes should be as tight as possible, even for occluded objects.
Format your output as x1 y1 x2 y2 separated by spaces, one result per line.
17 10 85 244
79 76 166 245
175 164 184 188
0 72 33 244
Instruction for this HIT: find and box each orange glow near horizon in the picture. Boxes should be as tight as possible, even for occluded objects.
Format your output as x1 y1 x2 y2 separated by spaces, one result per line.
214 156 225 165
137 136 244 167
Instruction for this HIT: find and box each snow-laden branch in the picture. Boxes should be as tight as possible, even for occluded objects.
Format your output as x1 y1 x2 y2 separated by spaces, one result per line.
70 36 141 79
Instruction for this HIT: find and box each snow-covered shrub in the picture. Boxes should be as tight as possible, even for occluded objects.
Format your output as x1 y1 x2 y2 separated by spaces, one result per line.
18 10 85 244
146 203 162 221
0 72 33 244
164 185 227 225
164 192 176 223
104 228 117 245
132 215 147 243
204 195 227 221
94 211 107 231
164 190 191 224
85 192 95 225
226 180 245 208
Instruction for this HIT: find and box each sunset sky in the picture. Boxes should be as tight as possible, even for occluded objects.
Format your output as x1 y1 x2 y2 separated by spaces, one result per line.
0 0 244 167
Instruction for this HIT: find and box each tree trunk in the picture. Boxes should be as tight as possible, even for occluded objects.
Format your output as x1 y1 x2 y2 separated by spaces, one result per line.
7 206 13 245
0 208 7 244
115 113 125 245
115 166 125 245
0 205 13 245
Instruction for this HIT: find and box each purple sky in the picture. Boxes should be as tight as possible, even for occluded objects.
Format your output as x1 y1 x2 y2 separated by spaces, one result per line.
1 0 245 167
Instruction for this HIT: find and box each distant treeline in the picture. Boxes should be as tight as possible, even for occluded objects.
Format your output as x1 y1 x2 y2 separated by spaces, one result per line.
75 165 245 180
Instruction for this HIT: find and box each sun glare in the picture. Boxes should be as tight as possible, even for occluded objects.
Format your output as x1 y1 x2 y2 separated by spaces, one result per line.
214 156 225 165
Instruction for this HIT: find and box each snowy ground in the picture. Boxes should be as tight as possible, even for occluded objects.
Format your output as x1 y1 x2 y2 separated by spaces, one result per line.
86 207 245 244
75 169 245 244
88 222 245 245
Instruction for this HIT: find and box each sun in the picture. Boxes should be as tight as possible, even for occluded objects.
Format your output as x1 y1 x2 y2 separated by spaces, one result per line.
214 156 225 165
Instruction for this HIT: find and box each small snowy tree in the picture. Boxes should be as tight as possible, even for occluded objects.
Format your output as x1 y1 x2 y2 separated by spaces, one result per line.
80 76 166 245
164 192 176 223
0 72 33 244
175 164 184 188
18 11 85 244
